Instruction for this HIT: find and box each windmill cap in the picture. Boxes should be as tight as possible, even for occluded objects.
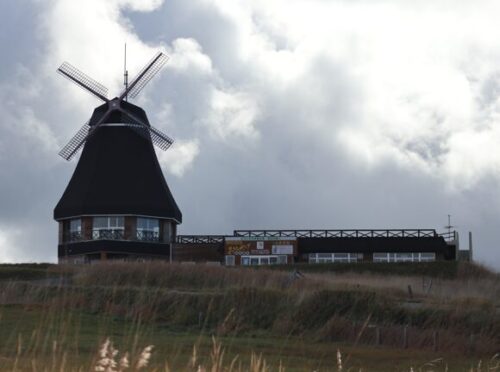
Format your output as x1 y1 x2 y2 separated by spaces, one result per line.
89 98 150 126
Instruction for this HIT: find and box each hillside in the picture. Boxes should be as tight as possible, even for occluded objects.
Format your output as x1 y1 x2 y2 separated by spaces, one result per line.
0 262 498 371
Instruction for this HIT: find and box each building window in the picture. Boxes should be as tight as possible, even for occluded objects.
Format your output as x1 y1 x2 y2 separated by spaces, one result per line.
92 216 125 240
308 253 362 264
136 217 160 242
240 255 286 266
225 255 235 266
66 218 82 242
277 255 288 264
373 253 436 263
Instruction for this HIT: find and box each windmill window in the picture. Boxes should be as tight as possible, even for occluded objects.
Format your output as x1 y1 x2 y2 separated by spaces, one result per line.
69 219 81 232
66 218 82 242
136 217 160 242
92 216 125 240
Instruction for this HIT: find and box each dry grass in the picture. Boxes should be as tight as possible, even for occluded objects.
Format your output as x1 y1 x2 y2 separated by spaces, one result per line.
0 262 498 371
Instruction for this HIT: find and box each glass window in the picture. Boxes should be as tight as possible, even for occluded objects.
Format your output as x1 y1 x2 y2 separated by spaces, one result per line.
136 217 160 241
93 217 108 229
69 219 81 232
92 216 125 240
374 252 436 263
137 217 159 232
373 253 389 262
225 255 235 266
66 218 82 242
308 253 363 263
419 253 436 262
241 257 250 266
93 216 124 229
109 216 124 228
277 255 287 264
250 258 259 265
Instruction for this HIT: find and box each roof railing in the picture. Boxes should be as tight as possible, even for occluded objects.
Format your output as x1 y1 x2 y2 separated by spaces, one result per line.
176 229 454 243
176 235 226 244
233 229 439 239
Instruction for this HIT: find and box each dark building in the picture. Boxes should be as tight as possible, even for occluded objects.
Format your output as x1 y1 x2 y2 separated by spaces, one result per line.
174 229 460 265
54 53 181 263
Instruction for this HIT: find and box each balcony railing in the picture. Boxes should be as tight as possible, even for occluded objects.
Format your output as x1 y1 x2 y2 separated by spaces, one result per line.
136 230 160 242
63 229 162 243
92 229 125 240
65 231 83 242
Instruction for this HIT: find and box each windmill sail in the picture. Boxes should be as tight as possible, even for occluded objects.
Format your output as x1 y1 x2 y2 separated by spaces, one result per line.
57 62 109 102
120 52 168 100
59 121 92 161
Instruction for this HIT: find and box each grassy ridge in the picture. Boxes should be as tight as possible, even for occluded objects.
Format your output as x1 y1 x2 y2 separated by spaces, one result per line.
0 263 57 281
0 262 498 370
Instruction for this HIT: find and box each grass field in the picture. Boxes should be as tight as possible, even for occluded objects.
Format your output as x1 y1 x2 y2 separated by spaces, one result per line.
0 262 498 371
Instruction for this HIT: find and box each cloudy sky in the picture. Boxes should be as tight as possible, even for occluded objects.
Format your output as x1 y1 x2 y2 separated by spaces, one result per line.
1 0 500 268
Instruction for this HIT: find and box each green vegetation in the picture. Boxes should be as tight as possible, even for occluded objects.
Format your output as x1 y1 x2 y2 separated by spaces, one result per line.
0 263 57 281
266 261 498 280
0 262 498 371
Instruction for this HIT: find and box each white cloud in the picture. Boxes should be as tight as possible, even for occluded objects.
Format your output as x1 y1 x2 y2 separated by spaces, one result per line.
168 38 213 75
202 89 259 141
195 0 500 191
158 139 200 177
0 227 22 263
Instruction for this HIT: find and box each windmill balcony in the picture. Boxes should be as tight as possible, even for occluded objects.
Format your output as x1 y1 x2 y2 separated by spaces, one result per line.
62 228 166 243
136 230 160 242
65 231 83 242
92 229 125 240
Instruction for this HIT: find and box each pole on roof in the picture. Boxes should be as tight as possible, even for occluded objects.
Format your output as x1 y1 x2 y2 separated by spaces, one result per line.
468 231 473 262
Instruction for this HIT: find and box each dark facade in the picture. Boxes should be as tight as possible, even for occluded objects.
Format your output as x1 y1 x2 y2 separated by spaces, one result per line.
174 229 458 265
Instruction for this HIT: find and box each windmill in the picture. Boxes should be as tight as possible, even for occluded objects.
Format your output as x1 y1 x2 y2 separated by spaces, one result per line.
54 50 182 263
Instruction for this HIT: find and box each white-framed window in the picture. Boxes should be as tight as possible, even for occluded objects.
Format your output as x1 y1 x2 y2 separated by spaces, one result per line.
137 217 160 241
373 253 436 263
92 216 124 240
225 255 235 266
240 255 285 266
308 253 362 264
93 216 124 230
419 253 436 262
277 255 288 264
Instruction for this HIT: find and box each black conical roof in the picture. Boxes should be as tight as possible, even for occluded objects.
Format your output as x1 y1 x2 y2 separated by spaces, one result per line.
54 100 182 222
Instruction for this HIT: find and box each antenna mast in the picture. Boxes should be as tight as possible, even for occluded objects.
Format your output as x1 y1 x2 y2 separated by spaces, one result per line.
445 214 453 236
124 43 129 101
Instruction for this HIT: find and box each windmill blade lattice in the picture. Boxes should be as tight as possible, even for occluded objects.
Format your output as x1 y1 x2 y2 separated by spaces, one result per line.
149 125 174 150
120 52 169 100
59 121 92 160
58 62 109 102
123 123 173 151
